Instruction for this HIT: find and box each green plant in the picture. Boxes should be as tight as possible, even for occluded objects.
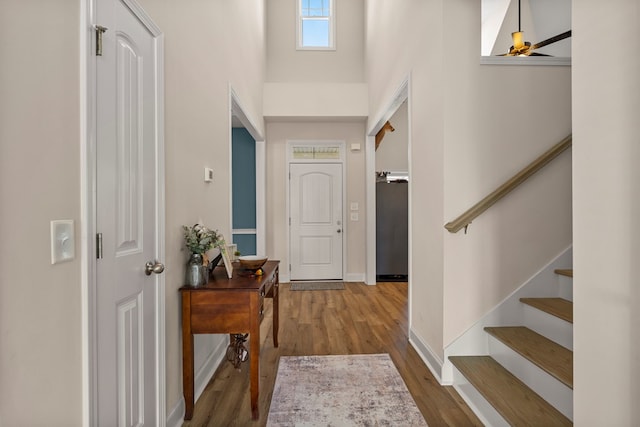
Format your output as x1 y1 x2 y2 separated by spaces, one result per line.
182 224 221 254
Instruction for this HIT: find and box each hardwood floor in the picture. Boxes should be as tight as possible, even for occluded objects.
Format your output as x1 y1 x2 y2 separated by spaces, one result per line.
181 282 482 426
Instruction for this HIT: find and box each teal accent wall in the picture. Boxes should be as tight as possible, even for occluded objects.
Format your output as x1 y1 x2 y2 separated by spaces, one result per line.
232 234 257 256
232 128 256 229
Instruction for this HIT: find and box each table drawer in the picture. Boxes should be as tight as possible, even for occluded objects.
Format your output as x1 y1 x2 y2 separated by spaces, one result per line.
190 291 251 333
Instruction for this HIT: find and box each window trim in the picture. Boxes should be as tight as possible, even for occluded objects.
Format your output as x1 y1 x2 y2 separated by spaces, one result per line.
296 0 336 51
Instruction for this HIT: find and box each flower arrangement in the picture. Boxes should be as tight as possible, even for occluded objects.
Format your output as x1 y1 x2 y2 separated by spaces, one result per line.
182 224 222 255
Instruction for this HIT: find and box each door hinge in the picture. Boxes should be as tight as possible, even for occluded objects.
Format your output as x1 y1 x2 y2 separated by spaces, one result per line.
95 25 108 56
289 217 291 226
289 264 291 271
96 233 103 259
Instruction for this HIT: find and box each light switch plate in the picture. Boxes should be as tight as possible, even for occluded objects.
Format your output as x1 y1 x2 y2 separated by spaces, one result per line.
51 220 75 264
350 212 359 221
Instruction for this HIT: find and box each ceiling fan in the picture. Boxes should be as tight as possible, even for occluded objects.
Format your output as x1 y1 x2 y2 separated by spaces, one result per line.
501 0 571 57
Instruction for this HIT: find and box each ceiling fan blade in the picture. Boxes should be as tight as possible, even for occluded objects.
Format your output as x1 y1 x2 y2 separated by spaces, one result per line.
532 30 572 50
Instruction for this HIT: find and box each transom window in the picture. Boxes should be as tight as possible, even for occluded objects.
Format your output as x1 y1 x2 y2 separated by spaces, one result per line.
297 0 335 50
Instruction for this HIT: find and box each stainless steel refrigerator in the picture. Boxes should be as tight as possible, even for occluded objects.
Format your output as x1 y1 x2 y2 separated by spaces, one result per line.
376 172 408 281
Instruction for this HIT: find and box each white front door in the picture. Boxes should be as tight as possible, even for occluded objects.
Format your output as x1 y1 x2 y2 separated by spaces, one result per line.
95 0 163 425
290 163 343 280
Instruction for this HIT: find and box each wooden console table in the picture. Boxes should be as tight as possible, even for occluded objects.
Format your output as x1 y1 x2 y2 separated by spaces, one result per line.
180 260 279 420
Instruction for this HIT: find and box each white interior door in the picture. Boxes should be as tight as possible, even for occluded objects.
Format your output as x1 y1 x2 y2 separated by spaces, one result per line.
96 0 163 425
290 163 343 280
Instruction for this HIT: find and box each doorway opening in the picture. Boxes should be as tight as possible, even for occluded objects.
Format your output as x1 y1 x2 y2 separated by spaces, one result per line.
365 78 410 286
229 88 265 256
374 101 409 282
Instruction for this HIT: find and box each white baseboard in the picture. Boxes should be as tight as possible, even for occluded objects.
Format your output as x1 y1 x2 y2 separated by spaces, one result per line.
166 397 185 427
166 337 229 427
409 328 444 384
280 273 366 283
344 272 365 282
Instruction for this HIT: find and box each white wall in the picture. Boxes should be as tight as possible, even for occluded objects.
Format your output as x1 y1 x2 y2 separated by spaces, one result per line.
135 0 266 417
366 0 446 360
366 0 572 365
375 101 408 172
263 0 367 121
266 0 364 83
265 121 367 282
264 0 368 284
263 82 368 119
573 1 640 424
1 0 265 424
0 0 83 425
441 0 572 347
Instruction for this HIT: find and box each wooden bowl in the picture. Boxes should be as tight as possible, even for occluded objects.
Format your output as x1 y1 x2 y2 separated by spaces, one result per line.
238 255 268 271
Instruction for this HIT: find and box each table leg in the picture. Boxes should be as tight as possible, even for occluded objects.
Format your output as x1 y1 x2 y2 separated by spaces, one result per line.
250 294 261 419
273 282 279 348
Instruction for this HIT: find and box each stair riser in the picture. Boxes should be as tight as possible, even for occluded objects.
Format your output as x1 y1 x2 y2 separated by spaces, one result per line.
522 304 573 350
523 304 573 350
558 275 573 301
488 336 573 421
451 368 511 427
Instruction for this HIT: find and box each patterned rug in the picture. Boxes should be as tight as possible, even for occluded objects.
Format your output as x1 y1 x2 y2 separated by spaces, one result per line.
290 281 345 291
266 354 428 426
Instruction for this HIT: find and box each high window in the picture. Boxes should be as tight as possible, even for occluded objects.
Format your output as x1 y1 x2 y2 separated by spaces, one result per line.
297 0 335 50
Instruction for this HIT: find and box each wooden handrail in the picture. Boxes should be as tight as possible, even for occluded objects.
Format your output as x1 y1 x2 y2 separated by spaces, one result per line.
445 135 572 233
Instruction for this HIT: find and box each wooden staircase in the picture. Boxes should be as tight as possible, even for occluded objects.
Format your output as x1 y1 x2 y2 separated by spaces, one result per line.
449 269 574 426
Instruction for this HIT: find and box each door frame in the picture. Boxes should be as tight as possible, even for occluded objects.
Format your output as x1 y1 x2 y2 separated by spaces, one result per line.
81 0 166 424
286 140 346 282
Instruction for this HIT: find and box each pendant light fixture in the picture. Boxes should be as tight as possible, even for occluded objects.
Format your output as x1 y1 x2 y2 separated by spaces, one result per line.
502 0 572 57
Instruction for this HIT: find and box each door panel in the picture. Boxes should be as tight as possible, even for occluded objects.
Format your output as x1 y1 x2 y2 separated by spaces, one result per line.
290 163 343 280
96 0 161 425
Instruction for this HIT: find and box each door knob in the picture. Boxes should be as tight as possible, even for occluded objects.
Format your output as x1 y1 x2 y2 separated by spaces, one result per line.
337 229 342 233
145 261 165 276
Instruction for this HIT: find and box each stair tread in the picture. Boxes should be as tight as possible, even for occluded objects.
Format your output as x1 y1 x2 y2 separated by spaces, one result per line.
555 269 573 277
485 326 573 389
520 297 573 323
449 355 572 427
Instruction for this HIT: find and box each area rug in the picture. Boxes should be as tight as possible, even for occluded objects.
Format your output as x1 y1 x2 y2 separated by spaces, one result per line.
290 281 345 291
266 353 428 426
